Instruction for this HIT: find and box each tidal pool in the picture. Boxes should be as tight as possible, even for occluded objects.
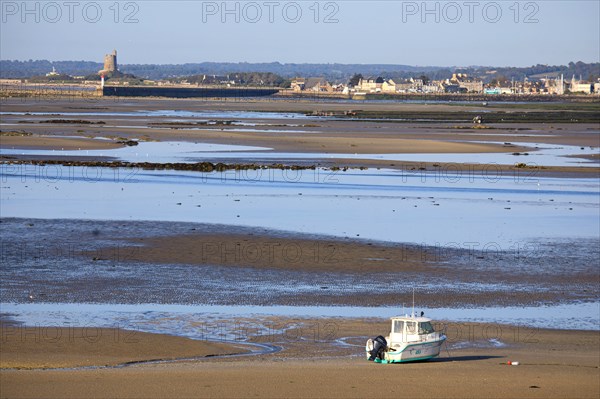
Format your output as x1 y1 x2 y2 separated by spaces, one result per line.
2 139 597 167
2 302 598 332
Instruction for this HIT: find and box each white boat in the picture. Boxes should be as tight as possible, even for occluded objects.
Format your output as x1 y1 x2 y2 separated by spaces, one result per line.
366 314 446 363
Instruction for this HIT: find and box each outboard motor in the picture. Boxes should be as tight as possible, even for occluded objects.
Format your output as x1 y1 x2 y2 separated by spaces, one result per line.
368 335 387 361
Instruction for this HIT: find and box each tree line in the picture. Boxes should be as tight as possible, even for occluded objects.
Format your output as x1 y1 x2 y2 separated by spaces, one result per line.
2 59 598 84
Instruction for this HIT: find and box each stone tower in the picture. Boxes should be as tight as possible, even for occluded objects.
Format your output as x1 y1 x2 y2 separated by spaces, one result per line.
98 49 120 76
104 50 117 72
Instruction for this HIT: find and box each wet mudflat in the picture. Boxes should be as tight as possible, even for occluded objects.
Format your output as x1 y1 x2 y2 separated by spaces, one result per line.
1 218 597 311
1 97 598 334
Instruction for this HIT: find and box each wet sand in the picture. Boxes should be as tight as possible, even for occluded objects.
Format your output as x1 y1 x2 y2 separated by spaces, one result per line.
2 116 532 156
0 325 245 370
95 230 600 307
1 96 598 114
1 100 598 148
1 319 598 398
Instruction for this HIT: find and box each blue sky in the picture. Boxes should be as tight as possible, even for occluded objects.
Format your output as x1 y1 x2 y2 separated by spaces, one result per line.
1 1 599 66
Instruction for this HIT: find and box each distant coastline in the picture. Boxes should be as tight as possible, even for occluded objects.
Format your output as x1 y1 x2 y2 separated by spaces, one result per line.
1 81 599 102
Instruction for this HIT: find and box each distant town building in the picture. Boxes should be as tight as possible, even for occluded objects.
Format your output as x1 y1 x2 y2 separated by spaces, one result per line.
381 79 397 93
450 73 483 93
380 77 441 93
342 71 596 97
288 77 332 92
484 87 512 95
411 78 424 91
458 80 483 93
304 77 333 92
569 75 593 94
422 83 443 93
444 84 467 94
290 77 305 91
484 88 501 95
394 81 414 93
358 77 384 92
381 79 411 93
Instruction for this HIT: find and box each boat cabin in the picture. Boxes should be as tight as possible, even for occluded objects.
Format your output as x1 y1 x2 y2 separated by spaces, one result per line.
387 316 438 346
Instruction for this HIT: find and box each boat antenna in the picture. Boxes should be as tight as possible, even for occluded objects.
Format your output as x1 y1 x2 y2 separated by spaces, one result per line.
412 287 415 318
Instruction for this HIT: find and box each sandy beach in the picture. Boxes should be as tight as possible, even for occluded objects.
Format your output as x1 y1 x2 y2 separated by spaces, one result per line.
1 319 598 398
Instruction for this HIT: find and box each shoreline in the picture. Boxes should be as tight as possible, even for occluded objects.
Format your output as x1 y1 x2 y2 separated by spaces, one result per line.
1 97 599 398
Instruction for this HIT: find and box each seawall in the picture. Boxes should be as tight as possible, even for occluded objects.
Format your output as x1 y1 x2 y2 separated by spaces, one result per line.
102 86 279 98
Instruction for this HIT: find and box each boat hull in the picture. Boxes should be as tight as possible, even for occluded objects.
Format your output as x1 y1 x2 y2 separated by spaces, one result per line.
368 337 446 363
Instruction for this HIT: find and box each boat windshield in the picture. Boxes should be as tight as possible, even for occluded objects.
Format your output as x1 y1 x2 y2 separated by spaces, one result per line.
418 322 435 335
393 320 404 333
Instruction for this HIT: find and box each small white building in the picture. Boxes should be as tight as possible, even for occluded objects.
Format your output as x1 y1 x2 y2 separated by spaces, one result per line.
46 67 59 77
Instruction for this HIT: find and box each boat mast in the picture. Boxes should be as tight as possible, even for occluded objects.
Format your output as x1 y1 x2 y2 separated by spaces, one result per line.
411 287 415 318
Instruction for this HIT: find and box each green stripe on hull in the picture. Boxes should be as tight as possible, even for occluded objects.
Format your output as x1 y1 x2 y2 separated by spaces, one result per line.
387 354 440 363
375 354 440 364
